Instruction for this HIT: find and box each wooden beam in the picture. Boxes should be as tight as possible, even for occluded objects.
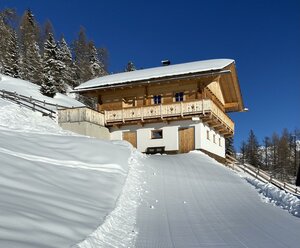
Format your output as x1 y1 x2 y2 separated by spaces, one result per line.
225 102 239 109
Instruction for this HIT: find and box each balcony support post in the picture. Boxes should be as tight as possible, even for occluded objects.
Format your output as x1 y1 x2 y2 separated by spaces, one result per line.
141 107 144 121
180 102 183 117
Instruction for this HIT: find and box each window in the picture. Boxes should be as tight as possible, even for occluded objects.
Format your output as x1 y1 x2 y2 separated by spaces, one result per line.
151 130 163 139
206 130 210 140
175 92 184 102
153 95 161 104
219 138 221 146
213 134 216 143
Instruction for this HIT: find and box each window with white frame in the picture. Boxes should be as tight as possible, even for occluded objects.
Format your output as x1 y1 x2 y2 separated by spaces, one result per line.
206 130 210 140
153 95 162 104
175 92 184 102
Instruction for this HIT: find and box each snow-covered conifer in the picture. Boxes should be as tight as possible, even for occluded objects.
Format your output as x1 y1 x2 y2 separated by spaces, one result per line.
87 41 106 79
59 37 76 88
41 33 65 96
19 9 42 84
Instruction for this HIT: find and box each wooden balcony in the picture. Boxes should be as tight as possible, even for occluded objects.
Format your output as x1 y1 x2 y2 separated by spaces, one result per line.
104 99 234 136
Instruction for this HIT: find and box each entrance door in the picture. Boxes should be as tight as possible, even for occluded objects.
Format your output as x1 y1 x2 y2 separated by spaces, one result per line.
178 127 195 153
123 131 137 148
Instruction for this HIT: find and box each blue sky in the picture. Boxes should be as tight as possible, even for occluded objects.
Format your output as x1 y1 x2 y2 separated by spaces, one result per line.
1 0 299 149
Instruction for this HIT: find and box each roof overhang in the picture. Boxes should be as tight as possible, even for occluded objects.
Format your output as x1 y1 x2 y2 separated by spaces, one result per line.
73 69 231 93
219 62 244 112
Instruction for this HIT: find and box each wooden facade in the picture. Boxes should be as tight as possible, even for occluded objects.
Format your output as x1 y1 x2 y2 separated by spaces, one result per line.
72 59 244 155
83 75 236 137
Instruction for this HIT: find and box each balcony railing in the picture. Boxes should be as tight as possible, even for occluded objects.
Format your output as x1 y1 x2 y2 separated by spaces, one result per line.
104 99 234 133
58 107 105 126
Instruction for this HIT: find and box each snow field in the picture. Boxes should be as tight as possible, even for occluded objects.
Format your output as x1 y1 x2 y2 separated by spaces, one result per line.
0 98 142 247
0 74 83 108
74 149 146 248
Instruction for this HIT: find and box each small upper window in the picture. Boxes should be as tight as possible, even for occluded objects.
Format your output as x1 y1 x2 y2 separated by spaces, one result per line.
206 130 210 140
175 92 184 102
153 95 161 104
151 130 163 139
213 134 216 143
219 138 221 146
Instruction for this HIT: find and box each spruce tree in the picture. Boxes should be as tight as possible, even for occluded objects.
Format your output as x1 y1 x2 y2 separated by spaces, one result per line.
245 129 260 167
0 8 18 76
3 30 20 77
59 37 76 88
73 26 89 83
19 9 42 84
87 41 106 79
41 33 65 96
225 137 235 158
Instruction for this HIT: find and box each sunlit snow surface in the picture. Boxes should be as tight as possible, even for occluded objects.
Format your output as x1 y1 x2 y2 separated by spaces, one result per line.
135 151 300 248
0 99 144 247
1 74 300 247
0 74 83 107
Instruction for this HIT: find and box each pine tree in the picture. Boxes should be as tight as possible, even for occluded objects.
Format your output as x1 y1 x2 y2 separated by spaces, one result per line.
3 30 20 77
43 19 54 42
59 37 76 88
73 26 89 83
125 61 136 72
262 136 271 171
41 33 65 96
19 9 42 84
87 41 106 79
225 137 235 158
0 8 19 76
270 132 280 177
245 129 260 167
240 141 247 164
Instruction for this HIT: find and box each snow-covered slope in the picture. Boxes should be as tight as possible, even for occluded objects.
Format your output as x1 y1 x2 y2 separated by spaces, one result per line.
135 151 300 248
0 98 144 247
1 74 300 248
0 74 83 108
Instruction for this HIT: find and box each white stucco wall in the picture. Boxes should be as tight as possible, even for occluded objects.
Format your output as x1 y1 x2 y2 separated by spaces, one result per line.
110 119 226 158
198 122 225 158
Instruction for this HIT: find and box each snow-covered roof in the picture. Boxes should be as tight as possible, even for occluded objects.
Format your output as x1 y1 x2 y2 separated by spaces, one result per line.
75 59 234 91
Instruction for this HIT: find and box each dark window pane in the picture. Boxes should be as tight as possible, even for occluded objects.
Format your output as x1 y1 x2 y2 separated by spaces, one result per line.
151 130 163 139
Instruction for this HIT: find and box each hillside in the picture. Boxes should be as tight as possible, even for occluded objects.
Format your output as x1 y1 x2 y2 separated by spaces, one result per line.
0 75 300 247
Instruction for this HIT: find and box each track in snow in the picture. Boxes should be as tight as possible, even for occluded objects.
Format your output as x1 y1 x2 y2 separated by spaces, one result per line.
135 152 300 248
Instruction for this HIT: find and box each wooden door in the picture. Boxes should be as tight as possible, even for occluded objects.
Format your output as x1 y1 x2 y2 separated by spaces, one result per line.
178 127 195 153
123 131 137 148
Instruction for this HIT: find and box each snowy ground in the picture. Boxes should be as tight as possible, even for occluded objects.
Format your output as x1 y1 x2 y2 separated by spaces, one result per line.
0 99 144 247
0 74 83 108
135 152 300 248
1 75 300 247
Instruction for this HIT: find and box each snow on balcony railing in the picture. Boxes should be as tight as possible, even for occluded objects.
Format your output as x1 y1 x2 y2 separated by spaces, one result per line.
58 107 105 126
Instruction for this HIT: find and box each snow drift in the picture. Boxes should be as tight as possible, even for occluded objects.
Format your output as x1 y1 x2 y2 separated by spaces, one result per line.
246 178 300 217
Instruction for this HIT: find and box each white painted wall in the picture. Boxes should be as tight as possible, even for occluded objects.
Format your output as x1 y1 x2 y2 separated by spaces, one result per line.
198 122 225 158
110 119 225 157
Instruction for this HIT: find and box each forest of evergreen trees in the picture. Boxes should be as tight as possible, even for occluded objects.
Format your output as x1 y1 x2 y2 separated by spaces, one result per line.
0 8 108 98
239 128 300 184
